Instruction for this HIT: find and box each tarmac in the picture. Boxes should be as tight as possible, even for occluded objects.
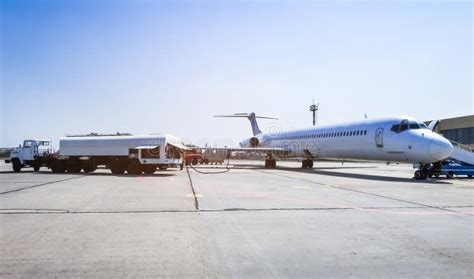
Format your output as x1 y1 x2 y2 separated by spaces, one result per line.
0 160 473 278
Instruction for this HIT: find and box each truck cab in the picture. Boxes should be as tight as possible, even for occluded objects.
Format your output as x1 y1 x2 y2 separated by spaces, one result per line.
7 140 54 172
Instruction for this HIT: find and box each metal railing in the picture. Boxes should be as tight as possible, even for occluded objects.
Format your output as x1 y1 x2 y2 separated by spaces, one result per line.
449 140 473 153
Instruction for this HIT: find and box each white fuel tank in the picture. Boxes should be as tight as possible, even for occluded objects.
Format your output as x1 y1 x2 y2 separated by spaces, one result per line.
59 134 174 157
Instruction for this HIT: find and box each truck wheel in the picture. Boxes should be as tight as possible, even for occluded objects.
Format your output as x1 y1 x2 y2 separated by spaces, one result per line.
33 165 40 172
203 159 209 164
51 160 65 173
192 158 198 165
82 160 97 173
12 159 22 172
127 160 142 175
143 165 156 175
66 160 82 173
446 172 454 179
159 166 168 170
110 161 126 174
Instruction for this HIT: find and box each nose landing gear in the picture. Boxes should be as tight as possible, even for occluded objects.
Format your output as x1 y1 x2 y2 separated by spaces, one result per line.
414 162 441 180
414 170 428 180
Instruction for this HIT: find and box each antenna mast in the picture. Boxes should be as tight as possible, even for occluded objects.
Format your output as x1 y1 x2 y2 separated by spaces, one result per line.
309 99 319 126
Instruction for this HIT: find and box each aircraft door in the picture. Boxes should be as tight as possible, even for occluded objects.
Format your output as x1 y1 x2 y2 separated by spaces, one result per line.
375 128 384 148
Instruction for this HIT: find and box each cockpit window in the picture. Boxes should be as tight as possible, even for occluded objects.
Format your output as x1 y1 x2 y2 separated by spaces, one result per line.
391 119 409 133
391 119 429 133
409 122 421 129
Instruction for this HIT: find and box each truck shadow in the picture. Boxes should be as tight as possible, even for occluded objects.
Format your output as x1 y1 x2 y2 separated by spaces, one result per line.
0 170 176 177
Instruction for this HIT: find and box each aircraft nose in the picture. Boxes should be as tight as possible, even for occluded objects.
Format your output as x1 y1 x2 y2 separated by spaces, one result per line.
429 139 453 161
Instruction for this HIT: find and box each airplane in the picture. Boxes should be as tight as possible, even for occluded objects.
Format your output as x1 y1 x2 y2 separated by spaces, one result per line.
212 112 453 180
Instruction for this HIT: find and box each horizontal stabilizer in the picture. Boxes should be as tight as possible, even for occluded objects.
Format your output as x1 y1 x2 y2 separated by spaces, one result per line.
214 114 278 120
214 112 278 136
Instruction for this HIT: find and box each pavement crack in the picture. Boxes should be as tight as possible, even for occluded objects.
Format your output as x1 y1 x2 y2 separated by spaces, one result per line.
2 205 469 215
0 175 86 195
185 166 200 210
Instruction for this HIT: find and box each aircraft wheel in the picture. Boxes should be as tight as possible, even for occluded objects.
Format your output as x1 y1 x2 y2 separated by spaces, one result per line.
414 170 424 180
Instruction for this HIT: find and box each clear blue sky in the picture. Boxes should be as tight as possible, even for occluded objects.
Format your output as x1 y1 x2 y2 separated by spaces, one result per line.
1 0 472 147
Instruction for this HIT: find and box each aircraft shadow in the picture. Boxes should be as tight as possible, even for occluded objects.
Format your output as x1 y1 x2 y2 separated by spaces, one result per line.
276 168 452 184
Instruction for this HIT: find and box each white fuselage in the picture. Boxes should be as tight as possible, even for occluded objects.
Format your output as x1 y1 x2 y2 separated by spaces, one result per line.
240 116 453 164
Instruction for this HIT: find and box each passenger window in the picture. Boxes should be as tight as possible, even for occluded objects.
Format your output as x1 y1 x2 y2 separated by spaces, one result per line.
364 130 367 135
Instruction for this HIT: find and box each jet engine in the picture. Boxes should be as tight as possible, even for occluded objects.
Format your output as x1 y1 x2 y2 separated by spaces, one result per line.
249 137 259 147
239 137 261 148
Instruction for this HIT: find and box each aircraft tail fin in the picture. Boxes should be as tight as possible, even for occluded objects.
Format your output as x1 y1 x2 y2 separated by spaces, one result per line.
214 112 278 136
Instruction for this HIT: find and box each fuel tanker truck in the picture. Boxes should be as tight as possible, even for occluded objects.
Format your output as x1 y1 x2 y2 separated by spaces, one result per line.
5 134 189 175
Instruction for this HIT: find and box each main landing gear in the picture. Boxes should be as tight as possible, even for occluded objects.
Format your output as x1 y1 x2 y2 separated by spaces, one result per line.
265 154 276 169
302 159 313 169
